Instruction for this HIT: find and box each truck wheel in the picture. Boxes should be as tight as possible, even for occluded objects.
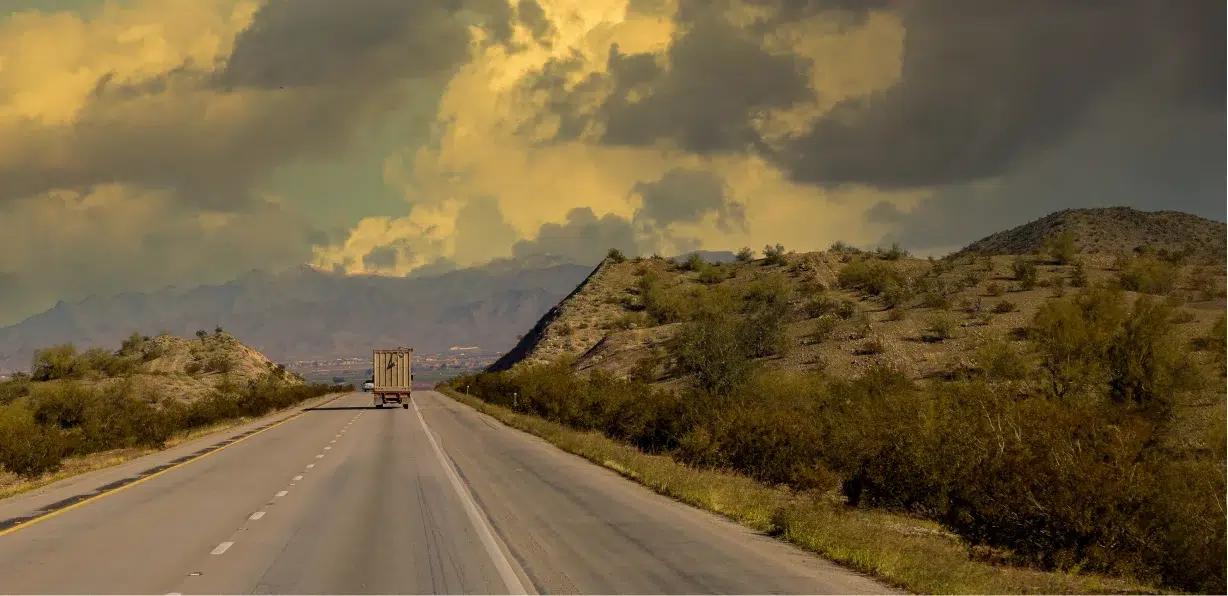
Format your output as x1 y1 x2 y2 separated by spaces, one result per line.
375 403 383 409
402 403 409 409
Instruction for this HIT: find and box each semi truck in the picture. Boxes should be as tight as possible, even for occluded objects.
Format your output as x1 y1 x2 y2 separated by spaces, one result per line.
371 348 414 409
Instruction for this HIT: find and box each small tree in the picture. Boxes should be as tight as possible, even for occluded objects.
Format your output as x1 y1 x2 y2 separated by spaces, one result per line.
605 248 627 264
195 329 207 341
763 244 787 266
214 326 224 335
735 247 754 262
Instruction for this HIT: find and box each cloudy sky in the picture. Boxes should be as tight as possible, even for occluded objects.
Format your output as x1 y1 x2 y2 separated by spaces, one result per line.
0 0 1222 325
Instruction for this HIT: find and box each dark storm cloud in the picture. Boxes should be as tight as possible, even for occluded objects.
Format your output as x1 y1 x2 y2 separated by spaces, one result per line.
523 8 812 152
781 0 1224 189
631 168 747 233
599 14 811 153
215 0 482 90
512 207 640 263
516 0 555 45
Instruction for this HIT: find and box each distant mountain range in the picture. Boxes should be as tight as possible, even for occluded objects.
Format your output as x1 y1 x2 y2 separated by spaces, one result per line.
0 255 598 373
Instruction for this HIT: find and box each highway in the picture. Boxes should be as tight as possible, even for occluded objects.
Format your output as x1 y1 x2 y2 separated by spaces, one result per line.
0 391 890 595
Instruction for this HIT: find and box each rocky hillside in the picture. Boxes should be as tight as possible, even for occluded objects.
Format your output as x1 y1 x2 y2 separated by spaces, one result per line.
955 207 1225 261
7 331 304 403
490 215 1226 387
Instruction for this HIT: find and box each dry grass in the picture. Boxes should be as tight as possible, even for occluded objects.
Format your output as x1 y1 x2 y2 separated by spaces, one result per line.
437 386 1157 595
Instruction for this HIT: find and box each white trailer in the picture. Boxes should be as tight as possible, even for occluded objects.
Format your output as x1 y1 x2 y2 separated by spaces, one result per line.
371 348 413 409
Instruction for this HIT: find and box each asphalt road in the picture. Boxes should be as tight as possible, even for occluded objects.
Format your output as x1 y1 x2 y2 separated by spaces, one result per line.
0 391 891 595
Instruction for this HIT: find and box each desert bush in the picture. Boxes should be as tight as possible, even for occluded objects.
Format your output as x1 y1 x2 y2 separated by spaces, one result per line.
1117 257 1179 295
0 376 31 406
1184 265 1218 301
606 248 627 263
811 315 840 342
1068 260 1089 288
0 402 67 477
974 337 1031 381
922 313 957 343
920 291 951 310
991 299 1017 314
1043 229 1078 265
763 243 788 266
828 240 859 254
203 354 234 373
985 282 1004 297
639 273 693 324
803 296 838 318
837 259 901 296
681 252 705 271
880 283 910 309
855 337 885 355
1011 257 1038 289
735 247 754 262
743 273 793 310
30 344 84 381
697 264 725 284
611 312 649 330
876 243 909 260
886 305 907 322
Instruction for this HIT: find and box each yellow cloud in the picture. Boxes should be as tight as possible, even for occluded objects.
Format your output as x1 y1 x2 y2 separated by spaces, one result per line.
318 0 920 269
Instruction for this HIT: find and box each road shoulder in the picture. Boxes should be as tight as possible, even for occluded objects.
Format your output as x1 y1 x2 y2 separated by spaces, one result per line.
0 391 350 524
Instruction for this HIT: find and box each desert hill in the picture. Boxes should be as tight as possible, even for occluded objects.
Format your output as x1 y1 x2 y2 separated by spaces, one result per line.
954 207 1225 262
490 209 1226 386
3 330 305 405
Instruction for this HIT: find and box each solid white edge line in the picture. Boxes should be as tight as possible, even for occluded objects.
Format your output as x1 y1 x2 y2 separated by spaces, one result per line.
211 541 233 555
412 400 529 596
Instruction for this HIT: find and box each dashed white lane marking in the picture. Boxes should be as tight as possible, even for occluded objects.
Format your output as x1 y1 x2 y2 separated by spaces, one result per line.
275 490 288 498
330 439 336 444
249 511 265 520
293 475 303 480
211 542 234 555
306 464 315 469
412 400 528 595
324 447 331 450
315 454 324 459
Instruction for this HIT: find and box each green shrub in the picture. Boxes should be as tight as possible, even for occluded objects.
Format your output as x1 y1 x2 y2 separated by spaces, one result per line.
30 344 83 381
1011 257 1038 289
0 402 66 477
803 296 839 318
838 259 902 296
1118 257 1179 295
735 247 754 262
922 313 957 343
811 315 840 342
763 243 788 266
1043 230 1078 265
682 252 705 271
985 282 1004 297
697 264 725 284
606 248 627 263
876 243 909 260
991 299 1017 314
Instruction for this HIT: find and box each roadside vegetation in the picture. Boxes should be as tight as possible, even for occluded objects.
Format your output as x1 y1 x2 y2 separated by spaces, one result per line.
447 237 1227 594
0 333 348 484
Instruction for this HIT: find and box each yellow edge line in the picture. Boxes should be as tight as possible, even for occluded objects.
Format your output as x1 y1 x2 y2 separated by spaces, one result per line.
0 393 345 539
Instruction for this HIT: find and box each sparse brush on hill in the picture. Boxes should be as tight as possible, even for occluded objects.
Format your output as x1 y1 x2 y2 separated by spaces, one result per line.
0 332 346 479
451 273 1227 592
